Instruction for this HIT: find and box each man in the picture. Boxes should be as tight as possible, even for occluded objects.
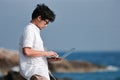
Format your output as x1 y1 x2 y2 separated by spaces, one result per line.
19 4 59 80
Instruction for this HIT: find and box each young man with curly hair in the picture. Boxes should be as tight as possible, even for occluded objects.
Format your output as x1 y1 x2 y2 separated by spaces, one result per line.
19 4 59 80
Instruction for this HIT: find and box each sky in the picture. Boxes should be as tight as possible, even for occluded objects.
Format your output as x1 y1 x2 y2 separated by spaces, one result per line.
0 0 120 51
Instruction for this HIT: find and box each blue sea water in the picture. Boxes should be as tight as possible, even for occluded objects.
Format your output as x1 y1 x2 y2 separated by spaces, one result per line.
53 51 120 80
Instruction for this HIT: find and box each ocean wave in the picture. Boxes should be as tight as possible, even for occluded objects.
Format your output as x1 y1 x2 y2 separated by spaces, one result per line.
96 65 119 73
11 66 19 72
106 65 119 71
84 65 119 73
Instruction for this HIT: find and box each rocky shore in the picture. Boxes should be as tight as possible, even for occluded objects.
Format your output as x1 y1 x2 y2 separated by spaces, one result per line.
0 48 19 75
48 59 106 73
0 48 107 80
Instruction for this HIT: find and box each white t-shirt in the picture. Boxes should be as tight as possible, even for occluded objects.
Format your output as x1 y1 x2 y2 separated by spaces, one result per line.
19 23 50 80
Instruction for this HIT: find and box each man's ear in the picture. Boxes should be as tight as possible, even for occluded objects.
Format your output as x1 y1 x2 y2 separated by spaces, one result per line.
37 16 42 21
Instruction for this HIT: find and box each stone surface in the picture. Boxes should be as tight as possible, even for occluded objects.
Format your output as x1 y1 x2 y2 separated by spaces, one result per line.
0 48 107 80
48 59 106 73
0 48 19 75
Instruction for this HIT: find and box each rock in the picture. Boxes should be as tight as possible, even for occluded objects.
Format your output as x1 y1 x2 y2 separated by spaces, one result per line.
0 48 108 80
48 59 106 73
0 48 19 75
0 48 107 75
3 71 26 80
2 71 71 80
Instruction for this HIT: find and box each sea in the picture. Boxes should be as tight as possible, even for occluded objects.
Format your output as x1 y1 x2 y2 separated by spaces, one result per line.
53 51 120 80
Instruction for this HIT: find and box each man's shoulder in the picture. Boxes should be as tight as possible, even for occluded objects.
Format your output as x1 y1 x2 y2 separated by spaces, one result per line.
24 23 35 31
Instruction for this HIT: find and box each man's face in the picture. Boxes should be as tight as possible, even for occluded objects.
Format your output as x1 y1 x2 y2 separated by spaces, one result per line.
37 16 49 30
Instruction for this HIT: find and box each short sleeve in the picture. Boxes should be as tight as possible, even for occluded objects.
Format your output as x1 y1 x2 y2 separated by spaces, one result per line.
22 27 35 48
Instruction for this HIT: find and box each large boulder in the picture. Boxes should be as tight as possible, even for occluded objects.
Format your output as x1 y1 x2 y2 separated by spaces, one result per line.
1 70 72 80
0 48 108 80
48 59 106 73
0 48 107 74
0 48 19 75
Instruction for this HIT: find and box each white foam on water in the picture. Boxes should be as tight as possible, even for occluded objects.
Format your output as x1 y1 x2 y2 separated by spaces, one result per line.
106 65 119 71
11 66 19 72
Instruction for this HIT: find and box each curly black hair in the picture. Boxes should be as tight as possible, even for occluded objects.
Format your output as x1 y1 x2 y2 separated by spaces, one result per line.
32 4 56 22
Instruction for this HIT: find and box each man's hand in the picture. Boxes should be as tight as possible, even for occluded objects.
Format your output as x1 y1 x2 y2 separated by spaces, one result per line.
46 51 62 62
47 57 62 62
46 51 59 58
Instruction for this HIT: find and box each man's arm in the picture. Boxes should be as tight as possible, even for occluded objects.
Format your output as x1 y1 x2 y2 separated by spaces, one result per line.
22 47 58 57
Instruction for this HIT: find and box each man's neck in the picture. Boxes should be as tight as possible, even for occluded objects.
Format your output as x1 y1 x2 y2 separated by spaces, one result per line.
31 20 41 30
